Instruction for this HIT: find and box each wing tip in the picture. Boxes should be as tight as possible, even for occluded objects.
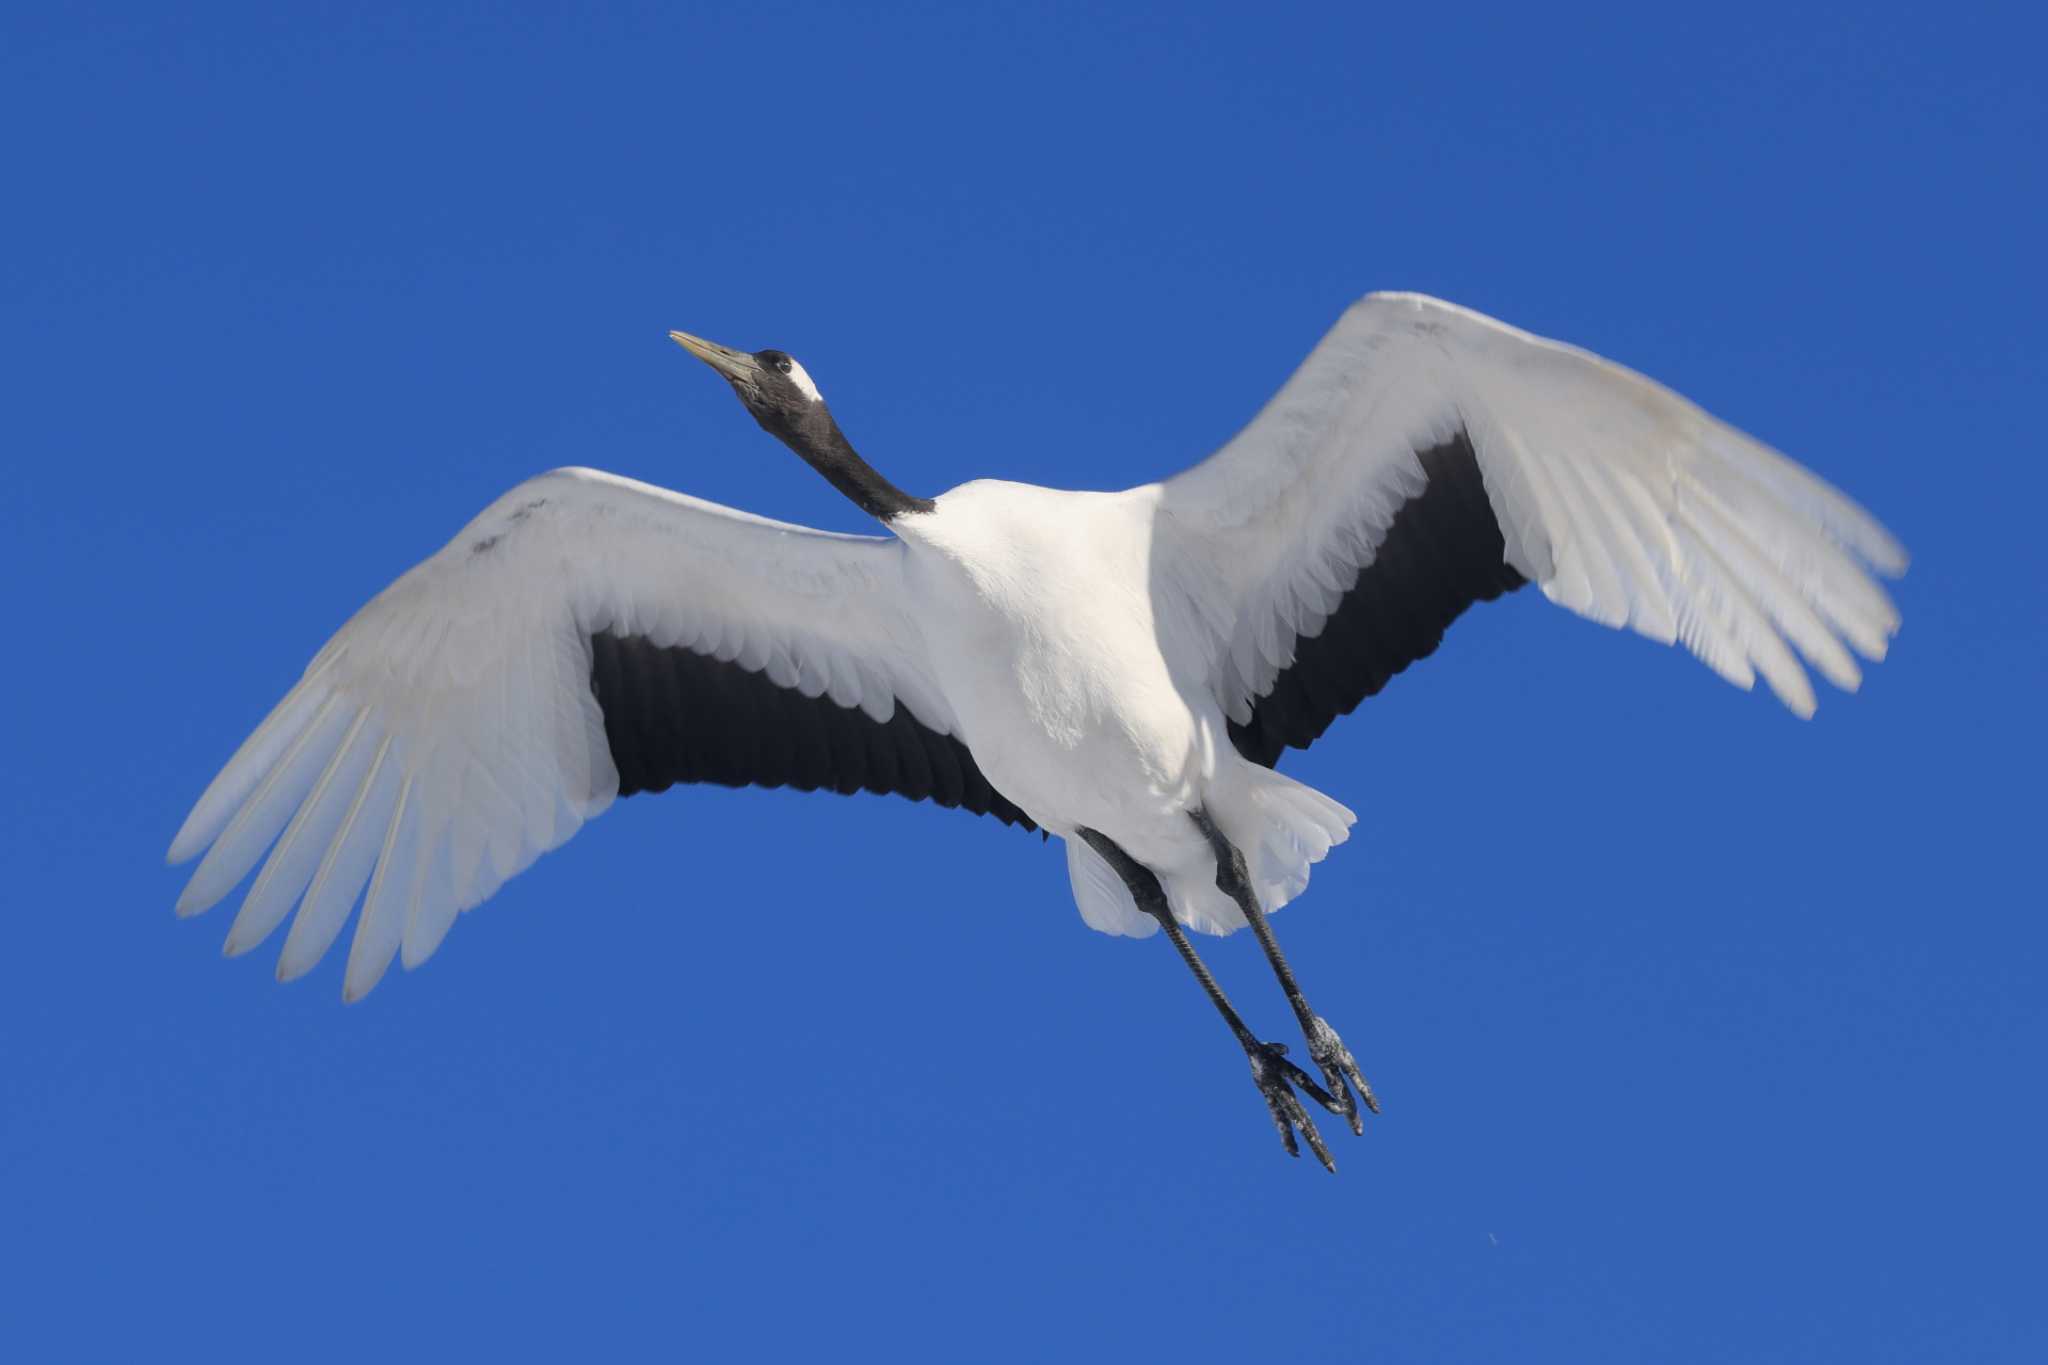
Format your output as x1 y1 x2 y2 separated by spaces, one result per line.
173 887 216 919
165 827 204 868
341 945 400 1002
276 946 323 984
340 950 391 1004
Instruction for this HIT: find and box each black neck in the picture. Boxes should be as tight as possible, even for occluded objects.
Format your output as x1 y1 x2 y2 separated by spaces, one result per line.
775 404 933 521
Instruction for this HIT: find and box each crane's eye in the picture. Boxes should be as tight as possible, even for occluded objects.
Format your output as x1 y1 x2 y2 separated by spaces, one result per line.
775 357 792 375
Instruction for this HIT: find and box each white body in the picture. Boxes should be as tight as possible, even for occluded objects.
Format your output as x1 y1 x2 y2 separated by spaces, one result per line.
897 480 1351 935
167 294 1906 1000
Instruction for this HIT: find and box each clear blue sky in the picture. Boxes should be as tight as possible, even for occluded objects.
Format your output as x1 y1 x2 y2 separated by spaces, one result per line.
5 3 2042 1360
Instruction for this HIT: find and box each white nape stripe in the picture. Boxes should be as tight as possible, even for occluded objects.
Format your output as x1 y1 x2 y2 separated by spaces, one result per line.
786 357 823 403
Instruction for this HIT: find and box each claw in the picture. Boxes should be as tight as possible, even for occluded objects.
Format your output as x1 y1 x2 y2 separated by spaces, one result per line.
1304 1015 1378 1135
1247 1042 1336 1173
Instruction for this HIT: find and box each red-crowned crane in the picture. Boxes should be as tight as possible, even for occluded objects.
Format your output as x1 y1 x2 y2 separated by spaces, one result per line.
168 294 1906 1169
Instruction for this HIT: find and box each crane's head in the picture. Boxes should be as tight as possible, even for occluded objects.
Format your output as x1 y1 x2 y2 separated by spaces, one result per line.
666 325 933 520
668 329 829 445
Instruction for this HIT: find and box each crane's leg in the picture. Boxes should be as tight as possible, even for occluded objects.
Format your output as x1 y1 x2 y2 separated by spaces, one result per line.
1191 808 1379 1135
1077 827 1341 1172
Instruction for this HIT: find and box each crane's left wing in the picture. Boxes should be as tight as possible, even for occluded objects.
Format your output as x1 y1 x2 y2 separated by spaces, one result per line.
168 467 1026 1000
1150 293 1908 766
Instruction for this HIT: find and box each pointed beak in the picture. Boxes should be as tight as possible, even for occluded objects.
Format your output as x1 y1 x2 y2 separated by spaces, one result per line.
668 329 759 384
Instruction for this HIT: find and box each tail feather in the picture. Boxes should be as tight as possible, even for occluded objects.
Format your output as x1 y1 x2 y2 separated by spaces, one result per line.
1168 770 1356 937
1063 771 1356 939
1064 837 1160 938
1240 771 1354 922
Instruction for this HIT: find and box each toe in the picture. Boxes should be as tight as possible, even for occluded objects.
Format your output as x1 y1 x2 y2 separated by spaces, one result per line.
1307 1017 1379 1126
1285 1093 1335 1173
1248 1044 1338 1173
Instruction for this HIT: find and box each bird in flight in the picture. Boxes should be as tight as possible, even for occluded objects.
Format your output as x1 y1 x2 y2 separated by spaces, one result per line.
168 293 1906 1169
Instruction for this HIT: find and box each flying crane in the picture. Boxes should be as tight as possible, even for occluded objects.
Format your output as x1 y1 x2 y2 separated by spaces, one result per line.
168 293 1906 1168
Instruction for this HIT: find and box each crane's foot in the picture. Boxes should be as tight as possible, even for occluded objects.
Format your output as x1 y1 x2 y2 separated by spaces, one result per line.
1245 1040 1341 1172
1304 1014 1379 1136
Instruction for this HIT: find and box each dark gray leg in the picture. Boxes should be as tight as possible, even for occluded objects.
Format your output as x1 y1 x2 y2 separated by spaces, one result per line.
1191 808 1379 1134
1078 827 1341 1172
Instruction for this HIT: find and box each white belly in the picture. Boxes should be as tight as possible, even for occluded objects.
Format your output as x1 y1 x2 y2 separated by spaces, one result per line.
896 481 1214 853
891 478 1355 935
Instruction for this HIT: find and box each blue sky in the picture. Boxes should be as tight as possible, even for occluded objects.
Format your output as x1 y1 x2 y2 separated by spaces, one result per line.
4 3 2043 1359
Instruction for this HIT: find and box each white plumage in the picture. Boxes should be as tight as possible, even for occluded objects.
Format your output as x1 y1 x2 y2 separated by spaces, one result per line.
1158 295 1903 722
169 293 1905 1010
169 470 956 1000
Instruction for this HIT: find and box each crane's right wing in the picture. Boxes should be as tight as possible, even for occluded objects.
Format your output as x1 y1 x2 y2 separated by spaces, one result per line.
167 467 1027 1000
1149 294 1908 765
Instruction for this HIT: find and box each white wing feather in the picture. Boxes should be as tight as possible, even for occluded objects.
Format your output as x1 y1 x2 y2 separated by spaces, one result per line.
168 467 951 1000
1154 293 1906 723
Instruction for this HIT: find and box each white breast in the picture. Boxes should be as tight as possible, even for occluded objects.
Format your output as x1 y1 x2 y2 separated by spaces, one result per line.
894 481 1217 834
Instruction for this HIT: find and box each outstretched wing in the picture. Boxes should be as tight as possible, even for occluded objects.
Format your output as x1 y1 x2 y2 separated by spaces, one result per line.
168 467 1026 1000
1150 293 1908 766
